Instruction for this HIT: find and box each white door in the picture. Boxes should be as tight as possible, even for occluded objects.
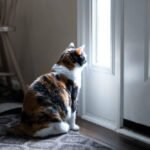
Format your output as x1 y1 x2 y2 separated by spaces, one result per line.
124 0 150 126
78 0 122 129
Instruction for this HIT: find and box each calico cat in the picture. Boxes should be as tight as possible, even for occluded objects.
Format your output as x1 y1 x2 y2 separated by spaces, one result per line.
0 42 87 138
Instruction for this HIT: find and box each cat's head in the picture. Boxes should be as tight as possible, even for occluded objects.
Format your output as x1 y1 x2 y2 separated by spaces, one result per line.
57 42 87 70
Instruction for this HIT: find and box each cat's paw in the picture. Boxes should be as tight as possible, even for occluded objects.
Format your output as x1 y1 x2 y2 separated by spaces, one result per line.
70 124 80 131
60 122 70 132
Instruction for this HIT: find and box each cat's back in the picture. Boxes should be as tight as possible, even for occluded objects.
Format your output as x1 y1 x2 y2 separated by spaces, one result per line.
22 72 71 116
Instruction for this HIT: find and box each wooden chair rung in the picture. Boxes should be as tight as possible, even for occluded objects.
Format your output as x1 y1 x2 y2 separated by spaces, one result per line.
0 72 15 76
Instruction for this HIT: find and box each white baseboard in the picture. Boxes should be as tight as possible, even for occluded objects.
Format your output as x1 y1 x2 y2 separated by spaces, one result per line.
81 114 117 130
117 128 150 145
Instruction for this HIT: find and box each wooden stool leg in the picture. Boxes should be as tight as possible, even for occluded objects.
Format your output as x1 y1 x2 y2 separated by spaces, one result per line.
0 34 12 88
2 33 27 94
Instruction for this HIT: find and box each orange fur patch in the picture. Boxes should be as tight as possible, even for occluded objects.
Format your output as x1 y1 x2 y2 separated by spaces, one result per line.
23 91 39 113
57 53 75 70
76 48 82 55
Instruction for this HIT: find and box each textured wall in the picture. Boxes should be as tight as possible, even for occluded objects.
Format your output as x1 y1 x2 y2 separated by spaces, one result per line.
10 0 77 84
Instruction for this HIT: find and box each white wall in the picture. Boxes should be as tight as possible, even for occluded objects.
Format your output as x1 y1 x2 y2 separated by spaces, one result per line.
10 0 77 84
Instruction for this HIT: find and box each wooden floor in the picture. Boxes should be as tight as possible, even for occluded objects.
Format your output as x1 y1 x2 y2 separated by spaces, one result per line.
77 118 150 150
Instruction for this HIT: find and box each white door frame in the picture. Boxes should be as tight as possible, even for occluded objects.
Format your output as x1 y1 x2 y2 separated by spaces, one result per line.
77 0 124 129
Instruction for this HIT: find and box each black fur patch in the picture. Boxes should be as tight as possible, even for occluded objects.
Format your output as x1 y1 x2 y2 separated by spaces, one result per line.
66 79 74 93
71 86 78 112
66 79 78 112
37 96 52 106
70 52 86 66
33 82 68 115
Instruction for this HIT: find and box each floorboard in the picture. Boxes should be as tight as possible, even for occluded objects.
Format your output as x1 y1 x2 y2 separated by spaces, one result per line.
77 117 150 150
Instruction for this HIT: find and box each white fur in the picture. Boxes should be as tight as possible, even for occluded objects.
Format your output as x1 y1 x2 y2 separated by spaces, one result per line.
69 111 80 131
34 110 79 138
52 64 83 88
65 107 79 130
34 122 70 138
66 106 71 120
68 42 75 48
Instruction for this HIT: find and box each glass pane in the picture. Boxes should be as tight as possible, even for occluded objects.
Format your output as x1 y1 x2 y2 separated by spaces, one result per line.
96 0 111 69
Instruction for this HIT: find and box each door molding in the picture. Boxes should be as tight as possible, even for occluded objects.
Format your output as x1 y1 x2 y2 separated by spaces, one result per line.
77 0 91 117
117 0 124 128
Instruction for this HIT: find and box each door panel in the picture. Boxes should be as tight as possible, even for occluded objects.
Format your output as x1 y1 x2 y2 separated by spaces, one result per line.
86 71 118 121
124 0 150 126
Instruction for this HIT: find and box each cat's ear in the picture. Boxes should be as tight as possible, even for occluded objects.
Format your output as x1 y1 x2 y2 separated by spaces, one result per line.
76 45 85 55
68 42 75 48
